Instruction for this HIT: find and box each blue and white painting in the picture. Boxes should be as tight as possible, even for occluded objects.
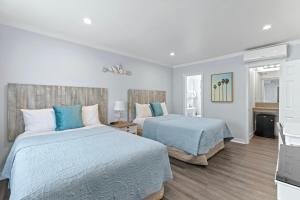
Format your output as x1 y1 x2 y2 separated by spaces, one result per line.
211 72 233 102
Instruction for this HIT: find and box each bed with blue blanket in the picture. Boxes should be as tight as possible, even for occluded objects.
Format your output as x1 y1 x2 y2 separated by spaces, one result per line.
134 114 233 165
2 125 172 200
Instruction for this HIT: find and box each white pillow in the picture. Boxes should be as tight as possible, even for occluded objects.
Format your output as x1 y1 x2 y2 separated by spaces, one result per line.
136 103 152 118
82 104 101 126
161 102 168 115
21 108 56 133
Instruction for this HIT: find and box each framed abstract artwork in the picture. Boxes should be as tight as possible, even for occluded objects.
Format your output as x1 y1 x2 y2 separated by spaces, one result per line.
211 72 233 102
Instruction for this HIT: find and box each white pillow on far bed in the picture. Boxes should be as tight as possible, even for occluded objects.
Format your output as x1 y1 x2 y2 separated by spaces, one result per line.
136 103 152 118
161 102 168 115
21 108 56 133
82 104 101 126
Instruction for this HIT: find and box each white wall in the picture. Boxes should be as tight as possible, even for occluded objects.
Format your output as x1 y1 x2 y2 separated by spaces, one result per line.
173 56 249 143
0 25 173 169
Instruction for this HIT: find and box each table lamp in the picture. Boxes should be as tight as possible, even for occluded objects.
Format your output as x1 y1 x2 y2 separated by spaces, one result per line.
114 101 125 122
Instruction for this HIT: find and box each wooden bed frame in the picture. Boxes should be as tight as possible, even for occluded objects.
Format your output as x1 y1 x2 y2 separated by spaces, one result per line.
168 142 224 165
7 83 109 141
0 179 163 200
128 89 225 166
6 84 164 199
145 186 164 200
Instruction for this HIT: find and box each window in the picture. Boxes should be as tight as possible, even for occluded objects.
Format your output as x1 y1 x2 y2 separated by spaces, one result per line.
184 74 203 117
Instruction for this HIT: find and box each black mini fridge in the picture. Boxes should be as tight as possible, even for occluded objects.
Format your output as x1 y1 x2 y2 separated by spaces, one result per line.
255 114 275 138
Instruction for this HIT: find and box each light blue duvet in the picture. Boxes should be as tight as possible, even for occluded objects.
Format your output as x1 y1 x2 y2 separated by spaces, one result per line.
2 126 172 200
143 114 233 156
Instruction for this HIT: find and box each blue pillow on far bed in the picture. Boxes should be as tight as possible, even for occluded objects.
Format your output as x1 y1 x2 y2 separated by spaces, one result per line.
150 102 163 116
53 105 84 131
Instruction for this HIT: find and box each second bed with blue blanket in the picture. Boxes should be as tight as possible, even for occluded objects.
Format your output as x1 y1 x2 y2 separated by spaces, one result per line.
2 126 172 200
142 114 233 165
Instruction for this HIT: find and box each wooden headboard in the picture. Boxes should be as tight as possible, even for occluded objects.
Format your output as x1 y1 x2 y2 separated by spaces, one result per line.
128 89 166 122
7 83 108 141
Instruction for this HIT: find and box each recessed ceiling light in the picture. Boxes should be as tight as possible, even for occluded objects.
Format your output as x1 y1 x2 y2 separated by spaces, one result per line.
83 17 92 25
170 52 175 56
262 24 272 31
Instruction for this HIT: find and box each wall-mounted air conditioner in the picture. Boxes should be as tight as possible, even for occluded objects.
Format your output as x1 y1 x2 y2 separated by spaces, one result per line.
243 44 288 63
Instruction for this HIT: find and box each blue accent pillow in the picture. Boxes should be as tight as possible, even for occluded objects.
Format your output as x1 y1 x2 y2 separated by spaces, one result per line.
53 105 84 131
150 102 163 116
149 104 155 116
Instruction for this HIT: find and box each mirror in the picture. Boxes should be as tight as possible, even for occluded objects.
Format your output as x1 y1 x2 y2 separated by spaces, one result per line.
254 69 280 103
262 79 279 103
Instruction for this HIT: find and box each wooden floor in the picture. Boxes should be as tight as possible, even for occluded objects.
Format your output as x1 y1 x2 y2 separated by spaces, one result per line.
163 136 278 200
0 179 8 200
0 136 278 200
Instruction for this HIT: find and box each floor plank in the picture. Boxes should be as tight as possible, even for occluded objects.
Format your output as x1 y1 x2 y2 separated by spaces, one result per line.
163 136 278 200
0 179 9 200
0 136 277 200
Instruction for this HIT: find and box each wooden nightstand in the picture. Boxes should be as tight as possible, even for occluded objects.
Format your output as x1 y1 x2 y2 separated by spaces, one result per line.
109 121 138 135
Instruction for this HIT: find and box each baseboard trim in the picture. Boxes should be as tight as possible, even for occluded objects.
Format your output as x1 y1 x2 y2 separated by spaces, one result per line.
231 138 248 144
249 132 254 141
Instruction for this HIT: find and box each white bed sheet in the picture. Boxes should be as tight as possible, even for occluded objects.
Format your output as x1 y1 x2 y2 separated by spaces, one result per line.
19 124 106 139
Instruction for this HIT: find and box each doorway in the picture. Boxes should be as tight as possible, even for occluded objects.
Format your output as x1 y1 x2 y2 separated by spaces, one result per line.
184 74 203 117
248 64 280 141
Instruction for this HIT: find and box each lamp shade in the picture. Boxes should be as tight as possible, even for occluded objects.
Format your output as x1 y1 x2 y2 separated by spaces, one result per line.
114 101 125 111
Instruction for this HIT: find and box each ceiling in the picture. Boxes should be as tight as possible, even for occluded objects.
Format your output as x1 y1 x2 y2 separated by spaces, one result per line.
1 0 300 67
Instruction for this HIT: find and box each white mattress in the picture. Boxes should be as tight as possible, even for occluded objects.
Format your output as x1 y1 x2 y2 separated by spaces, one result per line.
133 117 153 129
19 124 106 139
